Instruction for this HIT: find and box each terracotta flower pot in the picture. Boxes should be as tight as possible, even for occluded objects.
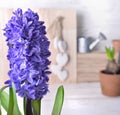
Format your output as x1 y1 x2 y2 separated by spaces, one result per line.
112 39 120 52
100 70 120 96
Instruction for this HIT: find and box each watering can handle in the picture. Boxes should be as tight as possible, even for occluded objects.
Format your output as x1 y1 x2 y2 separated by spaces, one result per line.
89 39 100 50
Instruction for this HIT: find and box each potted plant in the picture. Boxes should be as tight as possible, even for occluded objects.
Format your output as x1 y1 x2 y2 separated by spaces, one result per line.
100 47 120 96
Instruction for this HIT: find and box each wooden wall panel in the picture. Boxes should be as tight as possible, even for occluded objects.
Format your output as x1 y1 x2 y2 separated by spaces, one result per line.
33 9 77 84
0 9 14 87
77 52 107 82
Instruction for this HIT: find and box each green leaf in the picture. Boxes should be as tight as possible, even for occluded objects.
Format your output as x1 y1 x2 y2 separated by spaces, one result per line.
12 84 21 115
0 101 1 115
105 47 111 60
7 87 14 115
105 47 115 61
32 99 41 115
52 85 64 115
0 99 1 115
0 85 21 115
0 86 8 94
0 86 9 112
111 48 115 58
0 91 9 111
0 108 1 115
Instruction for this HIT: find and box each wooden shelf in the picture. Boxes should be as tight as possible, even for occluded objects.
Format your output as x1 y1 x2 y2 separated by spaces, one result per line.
77 52 107 82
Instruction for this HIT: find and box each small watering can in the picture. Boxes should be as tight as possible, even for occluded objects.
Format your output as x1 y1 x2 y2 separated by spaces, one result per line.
78 32 107 53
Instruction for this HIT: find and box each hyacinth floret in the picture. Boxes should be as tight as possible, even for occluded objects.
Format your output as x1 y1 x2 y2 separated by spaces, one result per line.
4 8 51 100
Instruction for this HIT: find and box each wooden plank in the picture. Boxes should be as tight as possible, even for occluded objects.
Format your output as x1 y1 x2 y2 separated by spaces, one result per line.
77 52 107 82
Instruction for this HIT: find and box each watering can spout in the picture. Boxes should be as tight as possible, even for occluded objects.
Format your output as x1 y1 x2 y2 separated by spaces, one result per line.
89 32 107 50
78 32 107 53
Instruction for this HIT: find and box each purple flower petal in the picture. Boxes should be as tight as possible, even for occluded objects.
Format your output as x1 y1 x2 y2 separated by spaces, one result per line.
4 8 51 100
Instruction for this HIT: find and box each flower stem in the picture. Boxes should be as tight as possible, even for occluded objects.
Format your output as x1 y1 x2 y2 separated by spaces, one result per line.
23 98 26 115
7 88 14 115
26 98 33 115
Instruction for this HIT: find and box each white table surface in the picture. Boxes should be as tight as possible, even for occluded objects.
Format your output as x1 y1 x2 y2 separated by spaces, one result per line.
2 82 120 115
42 82 120 115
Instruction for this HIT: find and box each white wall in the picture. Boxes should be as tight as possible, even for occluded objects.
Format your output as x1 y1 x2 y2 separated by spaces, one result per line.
0 0 120 50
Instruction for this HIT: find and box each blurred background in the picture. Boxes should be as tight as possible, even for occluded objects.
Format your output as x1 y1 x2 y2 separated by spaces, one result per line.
1 0 120 50
1 1 120 115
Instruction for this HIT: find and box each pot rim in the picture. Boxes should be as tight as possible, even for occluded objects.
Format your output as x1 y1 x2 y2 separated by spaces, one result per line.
112 39 120 42
100 70 120 77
